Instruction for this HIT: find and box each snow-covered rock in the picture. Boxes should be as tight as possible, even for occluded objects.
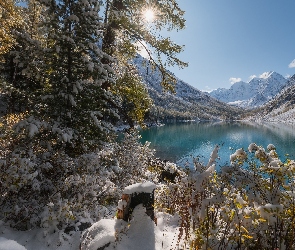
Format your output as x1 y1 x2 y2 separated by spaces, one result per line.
0 237 27 250
105 204 184 250
80 219 125 250
123 181 157 194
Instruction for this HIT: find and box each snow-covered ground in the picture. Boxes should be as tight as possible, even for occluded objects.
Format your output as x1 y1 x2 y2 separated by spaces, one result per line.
262 104 295 123
0 208 184 250
247 104 295 124
82 206 183 250
0 220 81 250
0 182 186 250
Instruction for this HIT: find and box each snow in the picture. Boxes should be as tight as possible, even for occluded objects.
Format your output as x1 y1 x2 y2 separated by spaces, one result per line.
104 205 183 250
123 181 157 194
267 144 276 151
235 193 247 205
68 94 76 106
194 163 215 192
259 71 274 79
61 132 73 142
206 145 219 167
0 205 186 250
255 203 284 220
133 54 227 121
115 124 131 131
257 103 295 124
248 142 259 153
269 159 282 169
28 123 38 137
0 237 27 250
230 148 247 163
80 219 117 250
0 220 81 250
210 71 287 108
117 199 127 210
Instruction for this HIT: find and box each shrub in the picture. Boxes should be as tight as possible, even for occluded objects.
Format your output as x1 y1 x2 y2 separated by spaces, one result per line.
157 144 295 249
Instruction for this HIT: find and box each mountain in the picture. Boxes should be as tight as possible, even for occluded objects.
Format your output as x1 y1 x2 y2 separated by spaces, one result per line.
209 71 287 108
133 55 243 122
251 74 295 122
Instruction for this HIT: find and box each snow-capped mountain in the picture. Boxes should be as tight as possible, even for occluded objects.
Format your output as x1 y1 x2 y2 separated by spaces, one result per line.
253 74 295 122
134 55 205 102
209 71 287 108
133 55 242 121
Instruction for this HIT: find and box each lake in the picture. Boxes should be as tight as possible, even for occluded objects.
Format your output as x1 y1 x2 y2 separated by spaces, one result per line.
140 121 295 169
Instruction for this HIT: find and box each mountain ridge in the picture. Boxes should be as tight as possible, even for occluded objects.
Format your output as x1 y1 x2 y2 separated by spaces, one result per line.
133 55 243 121
251 74 295 122
209 71 287 108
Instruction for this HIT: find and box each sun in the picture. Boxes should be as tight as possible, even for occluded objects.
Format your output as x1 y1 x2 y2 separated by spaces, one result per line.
143 9 155 22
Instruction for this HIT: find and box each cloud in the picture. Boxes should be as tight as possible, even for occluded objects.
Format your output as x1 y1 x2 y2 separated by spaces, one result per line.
229 77 242 84
248 75 257 81
285 74 291 79
202 86 215 93
289 59 295 68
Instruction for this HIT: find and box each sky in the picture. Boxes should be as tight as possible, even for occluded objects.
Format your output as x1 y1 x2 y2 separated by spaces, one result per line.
163 0 295 92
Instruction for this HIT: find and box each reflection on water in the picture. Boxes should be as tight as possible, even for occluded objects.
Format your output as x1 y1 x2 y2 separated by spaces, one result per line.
140 122 295 168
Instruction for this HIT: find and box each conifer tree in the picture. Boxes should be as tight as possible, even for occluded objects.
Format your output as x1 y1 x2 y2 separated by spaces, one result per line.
7 0 118 155
0 0 119 230
0 0 45 114
0 0 187 231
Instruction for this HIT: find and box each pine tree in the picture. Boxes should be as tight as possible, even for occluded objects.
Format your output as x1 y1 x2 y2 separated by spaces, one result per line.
8 0 119 155
0 0 188 233
0 0 45 114
0 0 119 230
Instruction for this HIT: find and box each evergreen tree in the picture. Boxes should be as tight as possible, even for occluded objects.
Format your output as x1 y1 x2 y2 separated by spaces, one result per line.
0 0 187 232
8 0 118 155
0 0 45 114
0 0 119 230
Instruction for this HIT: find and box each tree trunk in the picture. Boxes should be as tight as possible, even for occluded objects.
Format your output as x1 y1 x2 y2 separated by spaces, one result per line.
101 0 125 89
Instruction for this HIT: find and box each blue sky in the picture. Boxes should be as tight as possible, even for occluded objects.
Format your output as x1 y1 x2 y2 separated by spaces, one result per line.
165 0 295 91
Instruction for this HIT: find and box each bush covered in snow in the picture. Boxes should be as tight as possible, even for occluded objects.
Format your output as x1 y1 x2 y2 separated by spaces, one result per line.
156 143 295 249
0 128 154 235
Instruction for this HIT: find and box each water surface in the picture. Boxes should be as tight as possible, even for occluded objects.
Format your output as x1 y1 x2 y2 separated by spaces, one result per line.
140 122 295 168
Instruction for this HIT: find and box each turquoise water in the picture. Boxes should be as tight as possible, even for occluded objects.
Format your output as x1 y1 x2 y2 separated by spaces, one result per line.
140 122 295 168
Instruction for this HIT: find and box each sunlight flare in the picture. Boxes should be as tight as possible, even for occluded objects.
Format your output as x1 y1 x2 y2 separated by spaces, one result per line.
143 9 155 22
